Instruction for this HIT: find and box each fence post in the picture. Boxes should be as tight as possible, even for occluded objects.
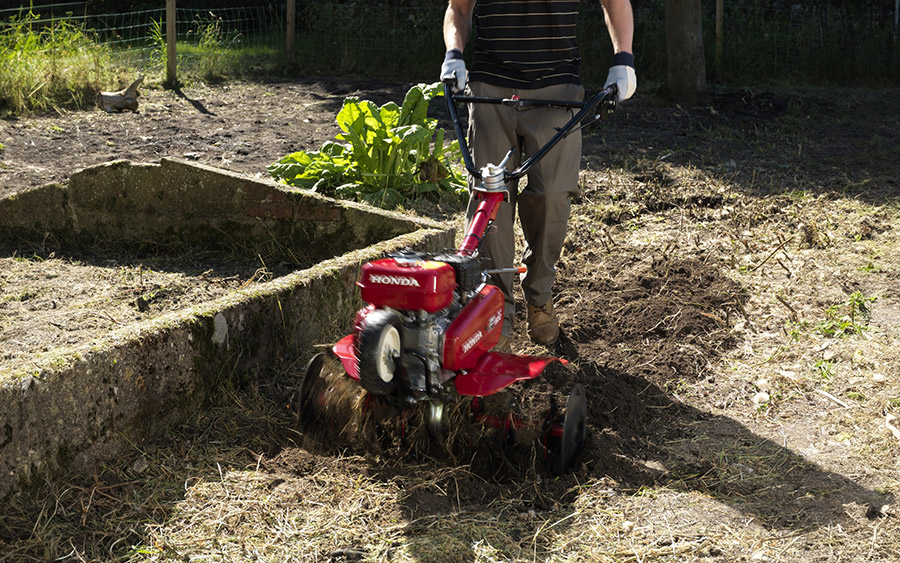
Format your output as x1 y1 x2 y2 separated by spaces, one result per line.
166 0 177 87
287 0 296 66
715 0 723 78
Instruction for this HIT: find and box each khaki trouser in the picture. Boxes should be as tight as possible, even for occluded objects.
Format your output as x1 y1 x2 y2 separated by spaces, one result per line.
464 81 584 336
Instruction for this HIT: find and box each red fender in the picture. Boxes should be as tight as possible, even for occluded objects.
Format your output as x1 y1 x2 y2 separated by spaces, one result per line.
453 352 567 397
333 334 360 381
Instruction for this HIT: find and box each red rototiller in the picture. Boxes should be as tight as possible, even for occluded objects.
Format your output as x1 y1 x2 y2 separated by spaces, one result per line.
300 81 618 473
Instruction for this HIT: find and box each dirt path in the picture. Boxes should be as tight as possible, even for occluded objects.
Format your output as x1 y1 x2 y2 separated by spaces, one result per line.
1 81 898 561
0 78 411 199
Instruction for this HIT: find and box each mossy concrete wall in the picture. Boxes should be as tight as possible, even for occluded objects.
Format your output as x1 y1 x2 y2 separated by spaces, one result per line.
0 160 455 500
0 158 425 264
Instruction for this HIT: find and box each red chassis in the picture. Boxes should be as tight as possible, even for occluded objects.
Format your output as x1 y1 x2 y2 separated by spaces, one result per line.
332 189 565 399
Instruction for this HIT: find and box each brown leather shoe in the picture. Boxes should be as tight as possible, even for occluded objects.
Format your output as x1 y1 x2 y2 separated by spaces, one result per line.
526 301 559 346
492 334 512 353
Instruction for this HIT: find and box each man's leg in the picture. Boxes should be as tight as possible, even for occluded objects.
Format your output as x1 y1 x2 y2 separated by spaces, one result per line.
516 83 584 344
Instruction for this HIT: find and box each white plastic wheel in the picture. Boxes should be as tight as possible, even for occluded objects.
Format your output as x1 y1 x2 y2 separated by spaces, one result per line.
358 309 403 395
375 324 401 383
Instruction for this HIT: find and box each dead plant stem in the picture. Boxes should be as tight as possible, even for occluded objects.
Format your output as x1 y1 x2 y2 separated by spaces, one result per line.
749 236 795 272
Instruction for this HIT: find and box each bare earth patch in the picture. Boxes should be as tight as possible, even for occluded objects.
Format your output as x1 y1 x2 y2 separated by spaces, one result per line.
0 250 271 375
1 80 898 561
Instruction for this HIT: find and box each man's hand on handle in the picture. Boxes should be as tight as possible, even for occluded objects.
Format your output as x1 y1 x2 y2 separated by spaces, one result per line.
604 51 637 103
441 49 467 93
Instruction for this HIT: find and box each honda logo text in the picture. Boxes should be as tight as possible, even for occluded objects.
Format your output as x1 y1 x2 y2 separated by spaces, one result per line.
462 330 483 354
369 274 421 287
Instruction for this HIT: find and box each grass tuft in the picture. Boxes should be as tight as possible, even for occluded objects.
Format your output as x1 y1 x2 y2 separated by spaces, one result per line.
0 12 115 114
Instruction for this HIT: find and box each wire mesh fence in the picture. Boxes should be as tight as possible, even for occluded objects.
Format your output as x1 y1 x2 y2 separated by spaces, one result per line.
2 1 897 86
0 2 285 76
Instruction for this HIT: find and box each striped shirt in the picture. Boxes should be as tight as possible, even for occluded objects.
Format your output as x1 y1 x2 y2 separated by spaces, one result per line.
470 0 581 89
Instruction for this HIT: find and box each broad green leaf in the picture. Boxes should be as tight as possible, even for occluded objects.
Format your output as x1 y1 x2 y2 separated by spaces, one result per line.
279 175 319 189
398 84 427 126
419 82 444 100
267 150 315 181
319 141 348 157
334 183 363 198
380 102 401 129
337 100 381 146
337 121 376 169
363 188 404 209
335 97 362 133
267 163 305 181
276 150 314 166
433 129 445 158
391 124 431 145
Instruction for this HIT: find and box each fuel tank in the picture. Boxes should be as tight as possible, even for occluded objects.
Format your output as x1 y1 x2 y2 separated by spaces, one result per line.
359 257 457 313
442 284 504 371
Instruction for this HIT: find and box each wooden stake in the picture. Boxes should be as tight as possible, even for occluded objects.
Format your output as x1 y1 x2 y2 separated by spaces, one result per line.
287 0 296 66
166 0 177 87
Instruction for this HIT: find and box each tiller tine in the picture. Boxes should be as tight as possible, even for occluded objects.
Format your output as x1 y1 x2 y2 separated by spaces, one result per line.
297 352 366 441
298 352 403 446
543 384 588 474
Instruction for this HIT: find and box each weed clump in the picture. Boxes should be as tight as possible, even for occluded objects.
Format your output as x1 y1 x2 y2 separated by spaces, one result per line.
0 12 115 114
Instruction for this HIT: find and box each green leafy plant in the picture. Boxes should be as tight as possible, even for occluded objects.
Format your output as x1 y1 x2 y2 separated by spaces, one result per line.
268 82 466 209
149 13 247 83
815 291 877 338
193 13 223 50
188 12 241 82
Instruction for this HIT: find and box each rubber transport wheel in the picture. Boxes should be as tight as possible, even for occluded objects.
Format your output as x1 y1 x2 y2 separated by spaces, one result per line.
357 309 403 396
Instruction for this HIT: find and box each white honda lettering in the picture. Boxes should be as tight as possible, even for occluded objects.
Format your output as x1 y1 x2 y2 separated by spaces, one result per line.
370 274 421 287
462 331 483 354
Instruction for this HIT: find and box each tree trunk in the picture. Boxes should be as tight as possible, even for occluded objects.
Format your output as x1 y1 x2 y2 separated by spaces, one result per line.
662 0 708 106
97 77 143 113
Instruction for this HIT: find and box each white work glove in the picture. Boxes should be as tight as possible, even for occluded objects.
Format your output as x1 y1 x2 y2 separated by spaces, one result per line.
441 49 467 93
604 51 637 103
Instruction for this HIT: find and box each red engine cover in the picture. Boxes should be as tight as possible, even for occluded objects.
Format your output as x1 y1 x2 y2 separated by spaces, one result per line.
359 258 457 313
442 285 504 371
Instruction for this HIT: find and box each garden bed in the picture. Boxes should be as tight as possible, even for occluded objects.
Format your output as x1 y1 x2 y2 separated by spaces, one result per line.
0 158 454 498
